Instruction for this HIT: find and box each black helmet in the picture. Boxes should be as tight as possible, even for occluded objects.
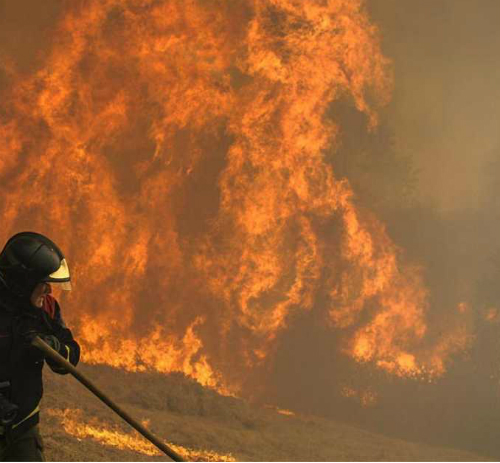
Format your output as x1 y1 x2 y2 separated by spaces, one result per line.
0 232 71 300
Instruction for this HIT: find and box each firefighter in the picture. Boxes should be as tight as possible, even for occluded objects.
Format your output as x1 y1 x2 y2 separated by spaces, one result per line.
0 232 80 461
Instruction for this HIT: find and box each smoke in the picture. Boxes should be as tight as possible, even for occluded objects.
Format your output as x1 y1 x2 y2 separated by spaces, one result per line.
368 0 500 213
1 0 499 459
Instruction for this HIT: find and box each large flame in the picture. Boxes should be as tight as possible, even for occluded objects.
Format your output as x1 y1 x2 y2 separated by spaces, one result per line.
0 0 470 395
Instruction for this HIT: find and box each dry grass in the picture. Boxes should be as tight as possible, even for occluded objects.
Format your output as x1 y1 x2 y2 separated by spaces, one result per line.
40 364 490 462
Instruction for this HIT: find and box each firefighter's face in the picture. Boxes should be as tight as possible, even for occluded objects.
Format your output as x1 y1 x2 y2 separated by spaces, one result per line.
30 282 52 308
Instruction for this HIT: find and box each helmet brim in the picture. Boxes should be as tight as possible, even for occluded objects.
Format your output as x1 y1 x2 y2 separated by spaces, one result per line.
42 258 72 290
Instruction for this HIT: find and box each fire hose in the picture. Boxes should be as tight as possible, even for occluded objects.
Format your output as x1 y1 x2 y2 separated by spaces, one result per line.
31 336 185 462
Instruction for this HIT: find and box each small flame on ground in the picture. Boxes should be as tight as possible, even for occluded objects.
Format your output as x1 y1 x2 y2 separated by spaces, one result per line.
485 307 499 322
341 386 378 408
264 405 296 417
47 408 235 462
457 302 468 314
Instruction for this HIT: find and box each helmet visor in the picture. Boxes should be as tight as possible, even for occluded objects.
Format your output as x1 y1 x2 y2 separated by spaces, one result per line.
50 281 72 291
43 258 72 290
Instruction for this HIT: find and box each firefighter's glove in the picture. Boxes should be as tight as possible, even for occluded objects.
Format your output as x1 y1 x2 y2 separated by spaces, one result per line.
39 334 61 353
0 394 18 427
22 330 39 344
23 332 61 356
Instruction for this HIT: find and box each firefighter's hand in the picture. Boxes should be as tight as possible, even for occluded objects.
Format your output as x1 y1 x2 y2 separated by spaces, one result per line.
23 332 61 353
22 330 37 343
0 400 18 427
38 334 61 353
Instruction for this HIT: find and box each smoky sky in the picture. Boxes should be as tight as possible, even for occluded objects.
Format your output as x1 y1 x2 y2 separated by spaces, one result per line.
369 0 500 212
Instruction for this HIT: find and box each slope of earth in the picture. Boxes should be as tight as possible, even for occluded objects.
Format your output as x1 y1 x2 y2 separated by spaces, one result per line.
40 364 490 462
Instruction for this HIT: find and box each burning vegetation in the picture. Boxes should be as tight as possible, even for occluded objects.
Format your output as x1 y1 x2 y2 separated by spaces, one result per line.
46 408 235 462
0 0 471 394
2 0 499 459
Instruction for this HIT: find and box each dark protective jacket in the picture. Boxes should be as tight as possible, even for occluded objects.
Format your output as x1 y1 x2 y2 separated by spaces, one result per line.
0 287 80 439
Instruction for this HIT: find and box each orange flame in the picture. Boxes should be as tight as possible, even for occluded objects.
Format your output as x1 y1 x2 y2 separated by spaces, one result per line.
341 386 378 407
47 408 235 462
264 404 296 417
0 0 470 396
485 307 499 322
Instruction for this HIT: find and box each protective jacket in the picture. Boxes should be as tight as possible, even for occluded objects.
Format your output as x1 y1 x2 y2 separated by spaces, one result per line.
0 286 80 440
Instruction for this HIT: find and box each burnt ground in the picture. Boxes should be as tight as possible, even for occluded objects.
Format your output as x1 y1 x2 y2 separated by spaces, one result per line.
39 363 490 462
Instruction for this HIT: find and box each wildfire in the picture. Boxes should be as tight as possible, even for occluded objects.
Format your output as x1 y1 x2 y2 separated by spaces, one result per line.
0 0 470 398
47 408 235 462
79 315 235 395
341 386 378 408
485 307 499 323
264 404 296 417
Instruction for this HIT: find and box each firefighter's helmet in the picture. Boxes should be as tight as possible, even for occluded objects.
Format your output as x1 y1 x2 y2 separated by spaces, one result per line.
0 232 71 299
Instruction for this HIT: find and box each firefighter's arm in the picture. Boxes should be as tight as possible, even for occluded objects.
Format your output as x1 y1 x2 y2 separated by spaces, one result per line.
45 300 81 374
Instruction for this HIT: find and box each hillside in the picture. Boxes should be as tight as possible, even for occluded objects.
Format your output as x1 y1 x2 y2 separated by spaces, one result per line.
40 364 490 462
